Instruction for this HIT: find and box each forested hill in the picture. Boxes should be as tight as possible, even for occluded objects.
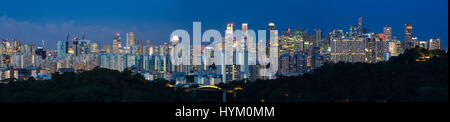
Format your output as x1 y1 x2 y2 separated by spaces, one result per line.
223 48 448 102
0 47 447 102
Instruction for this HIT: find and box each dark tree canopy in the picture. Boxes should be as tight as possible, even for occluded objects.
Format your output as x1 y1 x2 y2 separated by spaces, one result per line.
0 47 447 102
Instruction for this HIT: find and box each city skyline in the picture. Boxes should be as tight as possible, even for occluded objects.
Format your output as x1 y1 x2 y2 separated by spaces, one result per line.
0 0 448 50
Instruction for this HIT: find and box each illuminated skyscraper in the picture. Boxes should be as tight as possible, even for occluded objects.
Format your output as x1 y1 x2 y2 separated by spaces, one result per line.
314 28 322 48
404 24 414 49
429 39 441 50
241 23 249 79
294 29 304 52
66 33 70 54
126 32 136 47
112 33 122 53
103 45 111 53
267 23 275 54
268 23 275 30
77 39 91 55
412 37 418 47
137 40 143 55
383 27 392 41
349 25 358 39
221 23 234 83
330 38 366 63
388 41 398 56
357 17 363 36
418 41 428 49
90 43 99 54
279 29 297 55
57 41 66 59
72 37 79 56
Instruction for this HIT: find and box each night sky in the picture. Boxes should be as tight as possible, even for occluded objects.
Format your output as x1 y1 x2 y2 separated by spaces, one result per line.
0 0 448 50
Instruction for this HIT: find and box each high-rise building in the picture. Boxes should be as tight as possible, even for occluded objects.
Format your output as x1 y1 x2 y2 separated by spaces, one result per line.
267 23 276 54
404 24 414 49
279 30 297 55
72 37 79 56
103 45 111 53
112 33 122 53
57 41 66 59
357 17 363 36
90 43 99 54
395 39 404 55
349 25 358 39
77 40 91 55
429 39 441 50
388 41 398 57
412 37 418 47
66 33 70 54
268 23 275 30
240 23 249 79
383 27 392 41
330 38 366 63
126 32 136 47
314 28 322 49
221 23 234 83
418 41 428 49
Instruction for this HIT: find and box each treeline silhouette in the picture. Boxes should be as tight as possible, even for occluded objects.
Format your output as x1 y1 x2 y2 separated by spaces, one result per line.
222 48 448 102
0 68 192 102
0 47 447 102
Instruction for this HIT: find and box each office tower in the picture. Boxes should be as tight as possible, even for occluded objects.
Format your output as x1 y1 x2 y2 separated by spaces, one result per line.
137 40 143 55
279 54 290 74
57 41 66 59
126 32 136 47
268 23 275 49
349 25 358 39
418 41 428 49
365 37 376 63
404 24 414 49
330 38 366 63
241 23 249 79
112 33 121 53
395 38 404 55
266 22 276 58
268 23 275 31
103 45 111 53
34 46 46 60
383 27 392 41
12 39 21 53
66 33 70 54
314 28 322 48
268 27 278 80
294 29 304 52
429 39 441 50
314 29 322 41
412 37 418 47
279 29 297 55
225 23 234 63
388 41 398 57
112 37 120 53
78 40 91 55
90 43 99 54
72 37 79 56
242 23 248 32
357 17 363 36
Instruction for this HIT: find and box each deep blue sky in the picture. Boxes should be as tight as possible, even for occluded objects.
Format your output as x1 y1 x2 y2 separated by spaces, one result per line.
0 0 448 50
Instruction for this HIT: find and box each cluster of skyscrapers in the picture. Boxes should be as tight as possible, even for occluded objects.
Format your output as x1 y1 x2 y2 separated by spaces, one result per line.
0 17 443 86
